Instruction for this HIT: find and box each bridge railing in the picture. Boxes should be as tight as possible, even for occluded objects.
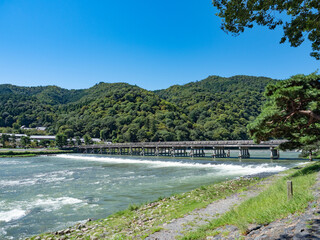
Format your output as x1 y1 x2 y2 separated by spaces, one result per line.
78 140 287 148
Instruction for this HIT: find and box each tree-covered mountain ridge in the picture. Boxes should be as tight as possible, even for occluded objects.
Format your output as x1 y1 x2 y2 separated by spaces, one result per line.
0 75 276 142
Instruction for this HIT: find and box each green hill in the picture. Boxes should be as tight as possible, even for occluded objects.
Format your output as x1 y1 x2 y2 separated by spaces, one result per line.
154 75 276 140
0 75 277 141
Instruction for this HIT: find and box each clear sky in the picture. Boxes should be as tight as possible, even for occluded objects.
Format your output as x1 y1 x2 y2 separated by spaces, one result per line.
0 0 319 90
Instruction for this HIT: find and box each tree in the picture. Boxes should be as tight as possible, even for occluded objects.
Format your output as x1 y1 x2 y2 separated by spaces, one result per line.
39 139 49 148
30 139 38 148
1 134 10 147
12 123 20 130
56 133 67 148
212 0 320 59
63 129 74 139
83 134 92 145
75 136 82 146
248 73 320 151
20 136 31 148
11 134 16 147
301 141 320 160
100 129 108 141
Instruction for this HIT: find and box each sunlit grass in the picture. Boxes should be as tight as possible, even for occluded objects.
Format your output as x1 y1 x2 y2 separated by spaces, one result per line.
182 162 320 240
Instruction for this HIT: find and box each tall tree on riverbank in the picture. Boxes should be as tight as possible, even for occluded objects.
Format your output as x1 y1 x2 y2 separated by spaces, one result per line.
20 136 31 148
1 134 9 147
248 73 320 151
212 0 320 59
55 133 67 148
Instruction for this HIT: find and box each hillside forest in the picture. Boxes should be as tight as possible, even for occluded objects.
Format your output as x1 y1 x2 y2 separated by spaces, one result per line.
0 75 275 142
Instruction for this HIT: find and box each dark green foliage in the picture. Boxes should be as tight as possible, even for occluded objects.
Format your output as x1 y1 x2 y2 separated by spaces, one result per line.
1 134 10 147
212 0 320 59
83 134 92 145
55 133 67 148
20 136 31 147
155 75 275 140
0 75 274 142
75 136 81 146
248 73 320 150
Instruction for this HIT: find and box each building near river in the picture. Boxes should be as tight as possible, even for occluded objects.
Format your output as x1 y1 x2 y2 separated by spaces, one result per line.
0 133 101 145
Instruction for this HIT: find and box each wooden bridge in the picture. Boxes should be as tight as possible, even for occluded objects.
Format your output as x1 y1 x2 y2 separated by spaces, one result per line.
77 140 287 159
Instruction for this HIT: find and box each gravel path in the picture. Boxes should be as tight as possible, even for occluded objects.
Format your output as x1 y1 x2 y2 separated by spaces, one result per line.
146 174 281 240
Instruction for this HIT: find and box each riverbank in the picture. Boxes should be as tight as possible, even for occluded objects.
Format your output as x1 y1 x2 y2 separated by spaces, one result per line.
0 149 74 158
27 177 261 240
26 162 320 240
182 161 320 239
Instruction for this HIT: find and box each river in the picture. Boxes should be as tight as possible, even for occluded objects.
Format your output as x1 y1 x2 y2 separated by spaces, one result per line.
0 152 304 239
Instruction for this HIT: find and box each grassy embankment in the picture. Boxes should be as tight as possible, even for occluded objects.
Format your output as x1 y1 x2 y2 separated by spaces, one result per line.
27 162 320 240
183 162 320 239
28 177 260 240
0 149 74 158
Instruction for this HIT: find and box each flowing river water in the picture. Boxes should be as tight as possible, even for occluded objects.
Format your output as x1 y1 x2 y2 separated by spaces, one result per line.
0 152 305 239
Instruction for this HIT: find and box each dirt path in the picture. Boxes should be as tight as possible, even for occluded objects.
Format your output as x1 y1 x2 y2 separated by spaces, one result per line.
145 174 282 240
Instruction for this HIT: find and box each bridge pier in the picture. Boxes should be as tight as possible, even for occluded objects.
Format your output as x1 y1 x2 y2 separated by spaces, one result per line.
227 149 230 157
129 147 132 155
270 147 280 159
170 147 175 157
140 147 144 156
175 148 187 157
189 148 194 158
239 147 250 159
118 147 121 155
155 147 159 156
212 147 226 158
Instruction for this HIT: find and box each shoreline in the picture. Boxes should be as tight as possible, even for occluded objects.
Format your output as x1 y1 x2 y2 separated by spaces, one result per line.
0 149 74 158
26 162 320 240
0 154 311 239
26 168 291 240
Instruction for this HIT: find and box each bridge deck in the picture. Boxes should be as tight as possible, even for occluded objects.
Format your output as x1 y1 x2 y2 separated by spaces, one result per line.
76 140 285 159
78 140 287 150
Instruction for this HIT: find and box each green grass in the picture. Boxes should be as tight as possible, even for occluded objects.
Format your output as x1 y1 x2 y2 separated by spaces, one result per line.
27 177 259 240
182 162 320 240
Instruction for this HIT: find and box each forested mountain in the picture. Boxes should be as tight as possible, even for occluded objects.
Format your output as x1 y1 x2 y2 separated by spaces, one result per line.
0 75 277 142
54 83 191 142
155 75 276 140
0 84 85 129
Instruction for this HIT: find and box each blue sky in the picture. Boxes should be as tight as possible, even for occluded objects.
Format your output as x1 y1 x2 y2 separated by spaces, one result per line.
0 0 319 90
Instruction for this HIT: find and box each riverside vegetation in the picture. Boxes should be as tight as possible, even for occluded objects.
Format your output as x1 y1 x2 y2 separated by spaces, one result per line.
27 162 320 240
0 149 73 158
183 162 320 239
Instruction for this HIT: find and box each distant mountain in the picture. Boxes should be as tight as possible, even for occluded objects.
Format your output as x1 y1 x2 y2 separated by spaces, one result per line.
0 84 85 105
0 75 277 141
